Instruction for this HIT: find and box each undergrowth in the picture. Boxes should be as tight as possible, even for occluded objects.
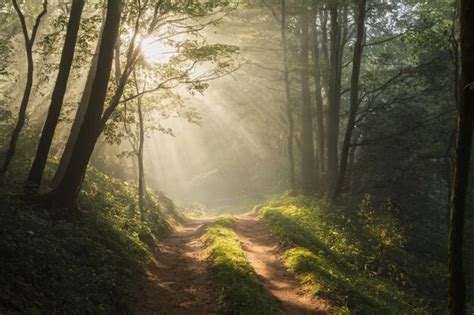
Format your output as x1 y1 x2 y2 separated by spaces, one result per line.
0 162 176 314
257 196 445 314
203 216 279 314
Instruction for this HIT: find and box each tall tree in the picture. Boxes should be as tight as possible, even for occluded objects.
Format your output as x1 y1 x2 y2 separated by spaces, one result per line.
280 0 296 194
326 3 342 190
333 0 367 197
26 0 85 192
448 0 473 313
132 70 146 221
300 9 317 194
0 0 47 180
49 0 122 210
52 7 106 188
311 5 326 187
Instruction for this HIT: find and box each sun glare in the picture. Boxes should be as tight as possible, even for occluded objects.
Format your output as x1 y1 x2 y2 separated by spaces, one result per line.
140 37 175 64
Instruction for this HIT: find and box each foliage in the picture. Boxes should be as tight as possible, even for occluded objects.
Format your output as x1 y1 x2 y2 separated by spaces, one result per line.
203 216 279 314
257 196 446 314
0 162 174 314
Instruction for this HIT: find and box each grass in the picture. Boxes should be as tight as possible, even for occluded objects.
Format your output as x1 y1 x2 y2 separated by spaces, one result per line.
203 216 279 314
256 196 444 314
0 163 175 314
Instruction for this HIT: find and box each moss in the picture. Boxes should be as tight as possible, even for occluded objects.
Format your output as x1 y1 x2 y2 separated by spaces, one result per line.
204 216 279 314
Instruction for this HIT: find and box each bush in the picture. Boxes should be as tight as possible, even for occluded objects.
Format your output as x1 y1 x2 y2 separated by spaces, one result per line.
0 165 174 313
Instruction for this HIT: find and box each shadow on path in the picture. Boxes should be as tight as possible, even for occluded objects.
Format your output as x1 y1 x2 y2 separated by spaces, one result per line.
136 220 219 314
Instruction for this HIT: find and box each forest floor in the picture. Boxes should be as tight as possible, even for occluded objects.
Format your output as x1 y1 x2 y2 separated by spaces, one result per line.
137 214 328 314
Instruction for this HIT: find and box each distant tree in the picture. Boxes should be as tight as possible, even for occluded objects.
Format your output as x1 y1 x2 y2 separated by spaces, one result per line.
299 7 317 194
0 0 47 180
26 0 85 192
448 0 473 313
280 0 296 194
333 0 367 198
326 3 343 191
310 4 326 188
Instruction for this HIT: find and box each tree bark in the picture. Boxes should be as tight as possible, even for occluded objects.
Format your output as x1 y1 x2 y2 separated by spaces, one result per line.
333 0 367 198
448 1 474 314
311 7 326 187
280 0 296 194
0 0 47 180
300 11 317 194
326 4 342 191
26 0 85 192
52 9 106 187
50 0 122 210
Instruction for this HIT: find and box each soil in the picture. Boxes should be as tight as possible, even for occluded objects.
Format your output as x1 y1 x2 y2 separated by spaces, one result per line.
137 214 329 314
136 220 219 314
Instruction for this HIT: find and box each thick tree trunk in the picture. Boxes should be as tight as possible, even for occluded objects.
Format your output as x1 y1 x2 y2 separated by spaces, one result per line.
326 4 342 191
333 0 367 198
0 0 47 180
448 1 474 314
52 12 106 187
300 12 317 194
311 8 326 187
50 0 122 210
280 0 296 194
26 0 85 192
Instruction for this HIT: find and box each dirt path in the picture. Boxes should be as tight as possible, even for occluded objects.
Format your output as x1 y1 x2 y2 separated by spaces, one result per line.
136 220 219 314
137 214 328 314
234 213 329 314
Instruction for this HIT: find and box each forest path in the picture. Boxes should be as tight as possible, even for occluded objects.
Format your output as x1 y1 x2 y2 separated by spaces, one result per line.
137 214 328 314
234 213 329 314
136 220 219 314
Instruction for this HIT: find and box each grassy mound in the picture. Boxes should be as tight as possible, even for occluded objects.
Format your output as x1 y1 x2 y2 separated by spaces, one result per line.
257 196 444 314
203 216 279 314
0 167 174 314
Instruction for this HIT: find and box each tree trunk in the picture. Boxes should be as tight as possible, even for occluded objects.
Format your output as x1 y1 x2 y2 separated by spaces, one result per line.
50 0 122 210
280 0 296 194
326 4 342 191
133 70 146 222
137 97 145 222
346 139 357 193
52 10 106 187
300 12 316 194
311 7 326 187
0 0 47 180
320 8 330 95
26 0 85 192
448 1 474 314
333 0 367 198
